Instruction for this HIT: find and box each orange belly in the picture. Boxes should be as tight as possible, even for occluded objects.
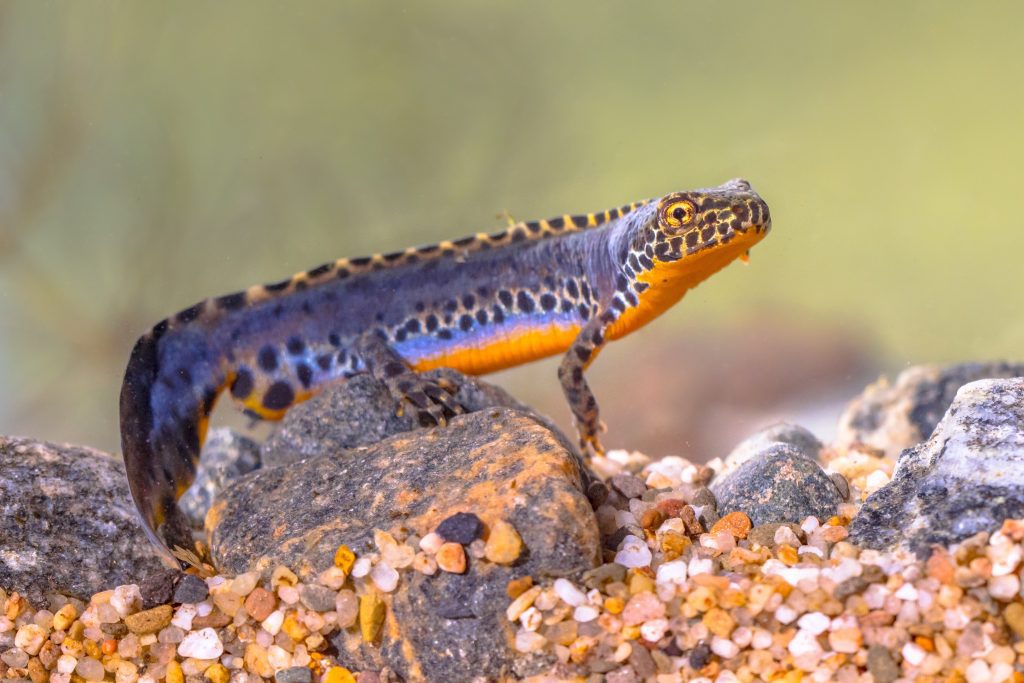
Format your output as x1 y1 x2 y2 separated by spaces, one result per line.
412 321 581 375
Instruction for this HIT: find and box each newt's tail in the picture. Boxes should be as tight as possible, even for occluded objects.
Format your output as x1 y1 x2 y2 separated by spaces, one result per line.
119 321 224 566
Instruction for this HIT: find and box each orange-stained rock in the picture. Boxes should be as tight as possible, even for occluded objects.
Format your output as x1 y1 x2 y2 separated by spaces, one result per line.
208 400 600 682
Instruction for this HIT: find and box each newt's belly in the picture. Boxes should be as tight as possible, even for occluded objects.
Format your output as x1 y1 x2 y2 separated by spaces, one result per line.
406 319 581 376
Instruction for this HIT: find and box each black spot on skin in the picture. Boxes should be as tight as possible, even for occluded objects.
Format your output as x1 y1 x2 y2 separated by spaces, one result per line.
459 314 473 331
580 282 592 301
418 244 440 254
635 281 650 293
592 330 604 345
337 350 347 365
638 254 655 270
301 301 313 316
443 314 453 325
176 303 204 324
440 248 456 258
600 311 616 324
444 299 459 313
316 354 333 371
492 307 505 324
375 312 385 323
575 346 592 361
611 297 626 312
525 221 542 234
572 367 583 383
510 231 526 244
286 337 305 355
258 346 279 372
350 256 372 267
701 226 716 241
216 291 247 311
202 386 218 414
272 304 285 319
395 328 407 342
498 290 514 308
152 319 169 340
685 232 699 248
462 294 476 309
384 362 405 378
336 268 350 280
548 216 565 229
438 328 453 340
565 280 579 299
577 304 590 319
609 207 622 220
414 301 425 313
475 309 488 325
294 280 308 291
383 251 405 262
628 254 641 272
624 290 639 307
307 263 333 278
516 291 535 313
539 293 557 311
265 278 291 293
405 319 421 334
561 300 574 314
571 214 588 228
263 381 294 410
425 315 440 332
296 363 314 388
328 333 342 347
615 275 629 292
476 285 490 299
453 236 476 248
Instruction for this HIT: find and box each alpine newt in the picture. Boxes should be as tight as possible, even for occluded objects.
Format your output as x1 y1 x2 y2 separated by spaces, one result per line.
120 178 772 563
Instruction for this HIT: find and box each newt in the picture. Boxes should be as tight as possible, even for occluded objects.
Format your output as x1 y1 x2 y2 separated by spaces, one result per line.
120 178 771 563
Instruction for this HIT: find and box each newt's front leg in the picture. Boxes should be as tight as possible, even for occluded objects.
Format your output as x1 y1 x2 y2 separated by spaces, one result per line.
356 331 465 426
558 309 617 455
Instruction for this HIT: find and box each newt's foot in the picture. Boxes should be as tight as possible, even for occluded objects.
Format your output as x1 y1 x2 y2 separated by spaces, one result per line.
391 373 466 427
577 420 608 458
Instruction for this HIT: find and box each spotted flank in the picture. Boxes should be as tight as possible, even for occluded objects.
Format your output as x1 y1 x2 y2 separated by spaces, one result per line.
119 178 772 564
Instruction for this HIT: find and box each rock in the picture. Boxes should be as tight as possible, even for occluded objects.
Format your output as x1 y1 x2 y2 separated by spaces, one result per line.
0 436 170 604
849 378 1024 555
172 575 209 605
274 668 311 683
836 362 1024 458
866 644 900 683
261 368 578 466
711 444 843 527
208 408 600 681
717 422 823 480
179 429 261 528
435 512 484 545
139 568 181 609
123 605 172 634
484 520 523 565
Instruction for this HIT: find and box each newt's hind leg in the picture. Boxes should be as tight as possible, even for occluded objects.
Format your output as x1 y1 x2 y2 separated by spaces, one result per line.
356 331 465 427
558 310 616 456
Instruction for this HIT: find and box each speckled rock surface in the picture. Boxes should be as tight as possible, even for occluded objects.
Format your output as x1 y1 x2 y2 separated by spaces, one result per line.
717 422 823 480
850 378 1024 555
261 367 575 467
208 408 600 681
179 428 261 528
0 436 170 603
711 443 843 526
836 361 1024 458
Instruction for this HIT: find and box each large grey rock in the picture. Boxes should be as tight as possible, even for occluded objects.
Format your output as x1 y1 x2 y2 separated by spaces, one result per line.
836 362 1024 458
717 422 823 480
849 378 1024 555
208 408 600 681
711 443 843 527
0 437 171 604
261 367 576 466
179 428 261 528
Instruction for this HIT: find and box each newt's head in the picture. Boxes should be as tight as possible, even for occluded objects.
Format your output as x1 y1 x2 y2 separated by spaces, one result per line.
643 178 771 264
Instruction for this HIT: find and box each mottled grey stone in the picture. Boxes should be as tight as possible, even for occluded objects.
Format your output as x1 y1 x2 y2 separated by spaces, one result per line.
179 429 261 529
274 667 311 683
0 436 169 604
850 378 1024 555
837 362 1024 458
717 422 823 480
297 584 335 612
209 408 600 681
172 574 209 605
261 368 575 466
710 444 842 526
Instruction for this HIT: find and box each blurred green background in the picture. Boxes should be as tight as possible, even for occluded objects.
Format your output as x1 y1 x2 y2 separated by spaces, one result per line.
1 1 1021 458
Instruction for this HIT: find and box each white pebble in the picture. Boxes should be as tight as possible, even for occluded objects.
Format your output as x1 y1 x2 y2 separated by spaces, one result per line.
902 642 926 666
351 557 372 578
177 627 224 659
370 563 400 592
655 560 688 585
965 659 991 683
519 607 542 631
50 674 71 683
640 618 668 642
261 610 285 636
552 578 588 607
894 583 918 601
774 526 800 546
774 604 799 624
318 567 348 590
57 655 78 674
731 626 752 648
710 636 739 659
419 532 444 554
751 629 773 649
991 543 1023 576
573 605 599 623
988 574 1020 601
14 624 46 655
614 535 652 568
688 557 713 576
277 585 300 604
796 612 829 635
267 645 291 669
788 629 823 658
171 604 196 631
514 630 547 653
195 601 213 617
110 584 142 617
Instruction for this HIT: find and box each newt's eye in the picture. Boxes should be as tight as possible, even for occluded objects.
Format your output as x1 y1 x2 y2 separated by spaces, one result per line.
662 200 695 229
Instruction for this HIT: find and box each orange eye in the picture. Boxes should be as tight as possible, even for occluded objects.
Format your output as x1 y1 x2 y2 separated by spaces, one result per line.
663 200 695 229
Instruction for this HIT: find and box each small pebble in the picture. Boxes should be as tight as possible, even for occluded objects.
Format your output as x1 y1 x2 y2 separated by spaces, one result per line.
76 656 105 681
436 512 484 544
614 535 652 568
274 667 312 683
358 594 385 643
435 542 467 573
243 588 276 622
124 605 173 635
173 576 210 605
484 520 523 564
370 563 400 592
298 585 336 612
177 628 224 659
553 579 587 608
